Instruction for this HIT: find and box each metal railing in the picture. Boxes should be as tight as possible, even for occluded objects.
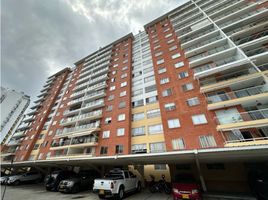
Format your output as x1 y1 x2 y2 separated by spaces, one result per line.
61 110 102 124
234 29 268 45
68 90 105 106
193 56 236 74
56 121 100 136
258 63 268 71
215 108 268 125
199 67 257 87
224 136 268 145
206 85 268 104
244 46 268 57
188 45 230 62
185 35 223 52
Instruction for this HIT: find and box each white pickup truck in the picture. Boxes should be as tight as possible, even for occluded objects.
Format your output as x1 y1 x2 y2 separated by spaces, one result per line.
93 169 141 199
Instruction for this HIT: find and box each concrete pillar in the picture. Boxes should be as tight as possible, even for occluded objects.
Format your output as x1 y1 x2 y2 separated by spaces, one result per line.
194 151 207 192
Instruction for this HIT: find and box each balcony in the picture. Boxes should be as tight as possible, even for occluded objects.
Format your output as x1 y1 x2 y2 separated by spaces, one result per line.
74 74 108 92
244 46 268 58
7 139 22 146
234 29 268 46
215 108 268 131
50 136 98 150
188 44 230 63
68 90 106 106
55 121 100 138
184 34 223 53
12 131 26 139
61 110 102 126
205 0 239 15
206 85 268 110
71 82 107 99
199 66 259 93
47 152 95 160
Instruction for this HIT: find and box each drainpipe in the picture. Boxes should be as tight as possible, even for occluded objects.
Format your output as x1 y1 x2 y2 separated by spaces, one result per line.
194 149 207 192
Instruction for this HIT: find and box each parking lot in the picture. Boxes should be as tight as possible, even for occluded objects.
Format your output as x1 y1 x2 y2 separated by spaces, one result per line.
0 184 173 200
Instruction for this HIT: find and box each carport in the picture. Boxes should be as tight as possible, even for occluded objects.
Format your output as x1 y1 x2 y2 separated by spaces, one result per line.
2 145 268 193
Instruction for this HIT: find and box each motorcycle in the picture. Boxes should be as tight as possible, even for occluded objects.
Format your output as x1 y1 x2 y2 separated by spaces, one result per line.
149 174 171 194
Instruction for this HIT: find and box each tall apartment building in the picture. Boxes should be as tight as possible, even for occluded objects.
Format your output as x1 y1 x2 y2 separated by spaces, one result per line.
0 87 30 145
2 0 268 193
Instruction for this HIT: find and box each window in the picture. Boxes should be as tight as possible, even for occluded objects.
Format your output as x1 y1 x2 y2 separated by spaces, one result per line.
118 114 126 121
157 59 164 65
122 66 128 71
106 105 113 112
146 109 161 118
164 103 176 111
143 67 153 74
112 70 117 75
144 75 155 83
150 142 166 153
182 83 194 91
168 119 181 128
175 61 184 68
158 67 167 74
172 53 181 59
132 112 145 121
172 138 185 150
167 38 175 44
115 145 124 154
117 128 125 136
155 51 163 57
120 91 126 97
118 101 126 109
192 114 207 125
132 89 143 97
113 64 118 68
165 33 172 38
121 73 127 79
132 99 144 108
187 97 200 106
111 77 116 82
148 124 163 134
132 126 145 136
100 146 108 155
199 135 217 148
154 164 167 170
146 96 158 104
145 85 156 93
102 131 110 138
120 82 127 87
160 77 170 85
105 117 112 124
162 88 172 97
178 71 189 79
109 86 115 91
132 144 147 154
108 95 114 101
169 45 177 51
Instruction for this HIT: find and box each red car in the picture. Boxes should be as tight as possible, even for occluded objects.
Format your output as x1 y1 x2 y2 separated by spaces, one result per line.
172 174 201 200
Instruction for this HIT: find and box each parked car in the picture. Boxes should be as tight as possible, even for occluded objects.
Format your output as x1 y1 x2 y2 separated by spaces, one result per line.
58 170 100 193
93 169 141 200
172 174 201 200
7 171 42 185
248 169 268 200
44 170 76 191
0 172 9 184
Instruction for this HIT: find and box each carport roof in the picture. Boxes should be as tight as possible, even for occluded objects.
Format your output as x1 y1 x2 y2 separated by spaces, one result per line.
2 145 268 168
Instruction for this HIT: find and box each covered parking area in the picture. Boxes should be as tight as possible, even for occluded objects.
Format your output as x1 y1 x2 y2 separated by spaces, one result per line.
2 145 268 195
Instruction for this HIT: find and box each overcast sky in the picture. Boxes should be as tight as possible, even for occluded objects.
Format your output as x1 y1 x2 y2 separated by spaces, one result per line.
2 0 187 104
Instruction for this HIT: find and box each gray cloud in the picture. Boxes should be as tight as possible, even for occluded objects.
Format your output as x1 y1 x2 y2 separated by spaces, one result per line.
1 0 187 105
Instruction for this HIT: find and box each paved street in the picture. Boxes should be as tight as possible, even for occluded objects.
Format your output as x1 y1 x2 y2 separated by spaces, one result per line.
0 184 173 200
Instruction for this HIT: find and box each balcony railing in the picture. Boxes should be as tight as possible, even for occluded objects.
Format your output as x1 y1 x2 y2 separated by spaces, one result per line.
193 56 236 74
61 110 102 125
224 136 268 145
244 46 268 57
206 85 268 104
56 121 100 137
258 63 268 71
185 35 223 52
215 108 268 125
181 27 215 43
199 67 257 87
71 82 107 98
68 90 105 106
188 45 230 62
234 29 268 45
52 136 97 148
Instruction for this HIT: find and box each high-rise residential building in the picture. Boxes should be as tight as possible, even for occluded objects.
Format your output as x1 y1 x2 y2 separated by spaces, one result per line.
2 0 268 194
0 87 30 145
